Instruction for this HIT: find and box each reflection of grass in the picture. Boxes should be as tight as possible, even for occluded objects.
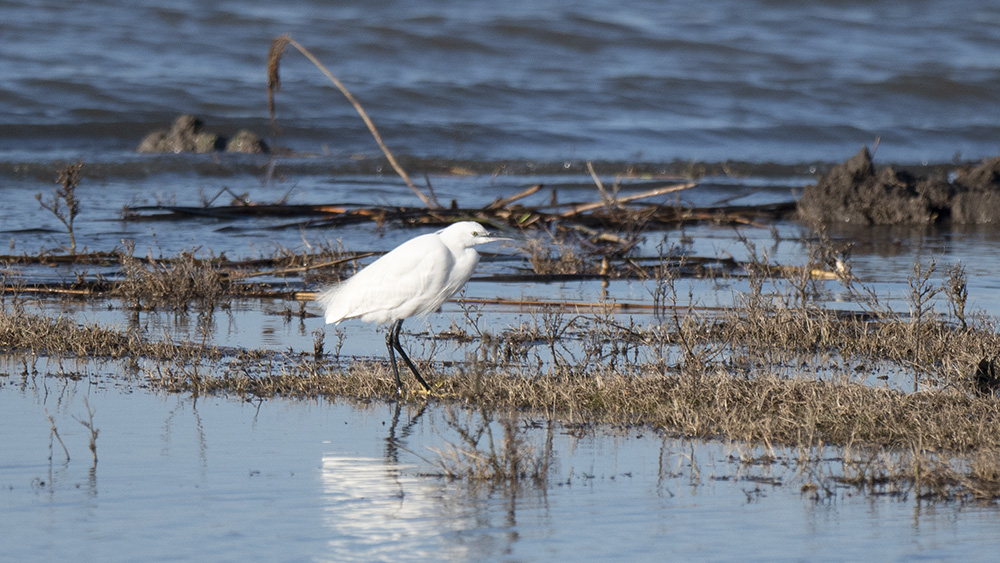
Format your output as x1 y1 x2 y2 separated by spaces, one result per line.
74 398 99 465
423 409 551 487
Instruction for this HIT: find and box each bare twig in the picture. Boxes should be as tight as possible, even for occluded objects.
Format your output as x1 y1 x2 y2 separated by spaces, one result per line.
586 161 615 207
267 35 440 209
228 252 376 280
559 182 697 218
484 184 542 211
45 409 71 462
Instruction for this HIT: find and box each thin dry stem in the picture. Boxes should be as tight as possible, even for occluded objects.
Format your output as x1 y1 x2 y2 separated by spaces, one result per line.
267 34 440 209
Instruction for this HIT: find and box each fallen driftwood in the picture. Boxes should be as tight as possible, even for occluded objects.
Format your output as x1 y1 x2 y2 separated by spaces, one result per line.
556 181 696 217
1 250 843 305
121 182 796 237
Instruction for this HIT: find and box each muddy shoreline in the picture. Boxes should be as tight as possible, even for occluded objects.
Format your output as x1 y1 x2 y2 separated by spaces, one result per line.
799 146 1000 225
0 151 978 183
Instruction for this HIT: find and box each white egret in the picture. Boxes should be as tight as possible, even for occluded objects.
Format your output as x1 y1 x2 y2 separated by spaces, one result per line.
316 221 508 393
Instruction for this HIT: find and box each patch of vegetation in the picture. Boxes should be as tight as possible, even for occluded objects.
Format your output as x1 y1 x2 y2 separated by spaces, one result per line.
0 301 219 363
113 242 232 311
3 222 1000 501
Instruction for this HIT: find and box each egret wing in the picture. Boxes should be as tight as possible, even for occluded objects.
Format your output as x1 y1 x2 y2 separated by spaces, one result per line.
318 234 452 324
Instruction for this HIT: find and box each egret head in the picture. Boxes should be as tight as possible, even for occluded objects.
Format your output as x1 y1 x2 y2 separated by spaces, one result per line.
439 221 510 248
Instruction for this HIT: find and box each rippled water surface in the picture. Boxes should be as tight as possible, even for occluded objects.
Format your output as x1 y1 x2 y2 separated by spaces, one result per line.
2 0 999 163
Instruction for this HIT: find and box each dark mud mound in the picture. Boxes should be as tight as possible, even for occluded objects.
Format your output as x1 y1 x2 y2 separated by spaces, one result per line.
950 157 1000 223
798 147 1000 225
138 114 268 154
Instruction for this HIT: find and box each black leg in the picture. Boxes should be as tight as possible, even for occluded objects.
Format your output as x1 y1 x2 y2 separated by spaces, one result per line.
391 319 431 391
385 321 403 394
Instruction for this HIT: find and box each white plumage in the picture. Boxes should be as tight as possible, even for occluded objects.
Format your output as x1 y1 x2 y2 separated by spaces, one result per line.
316 221 506 392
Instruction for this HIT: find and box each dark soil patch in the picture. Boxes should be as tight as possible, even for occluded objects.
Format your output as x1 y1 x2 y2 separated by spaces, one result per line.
797 147 1000 225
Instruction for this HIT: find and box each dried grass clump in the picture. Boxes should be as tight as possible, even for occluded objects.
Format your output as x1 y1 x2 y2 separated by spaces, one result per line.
524 237 591 275
149 358 402 397
634 240 1000 395
716 304 1000 389
264 239 351 279
113 242 233 311
831 447 1000 502
0 303 215 363
161 351 1000 454
0 304 131 358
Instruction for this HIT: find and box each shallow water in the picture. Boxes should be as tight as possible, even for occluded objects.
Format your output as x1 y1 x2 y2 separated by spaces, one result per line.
6 229 999 561
5 379 1000 563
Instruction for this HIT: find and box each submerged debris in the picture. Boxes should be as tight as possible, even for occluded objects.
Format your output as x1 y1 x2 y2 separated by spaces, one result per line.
120 181 797 253
798 146 1000 225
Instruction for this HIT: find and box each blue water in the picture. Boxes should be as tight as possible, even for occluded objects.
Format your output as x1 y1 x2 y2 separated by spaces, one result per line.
2 0 999 163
